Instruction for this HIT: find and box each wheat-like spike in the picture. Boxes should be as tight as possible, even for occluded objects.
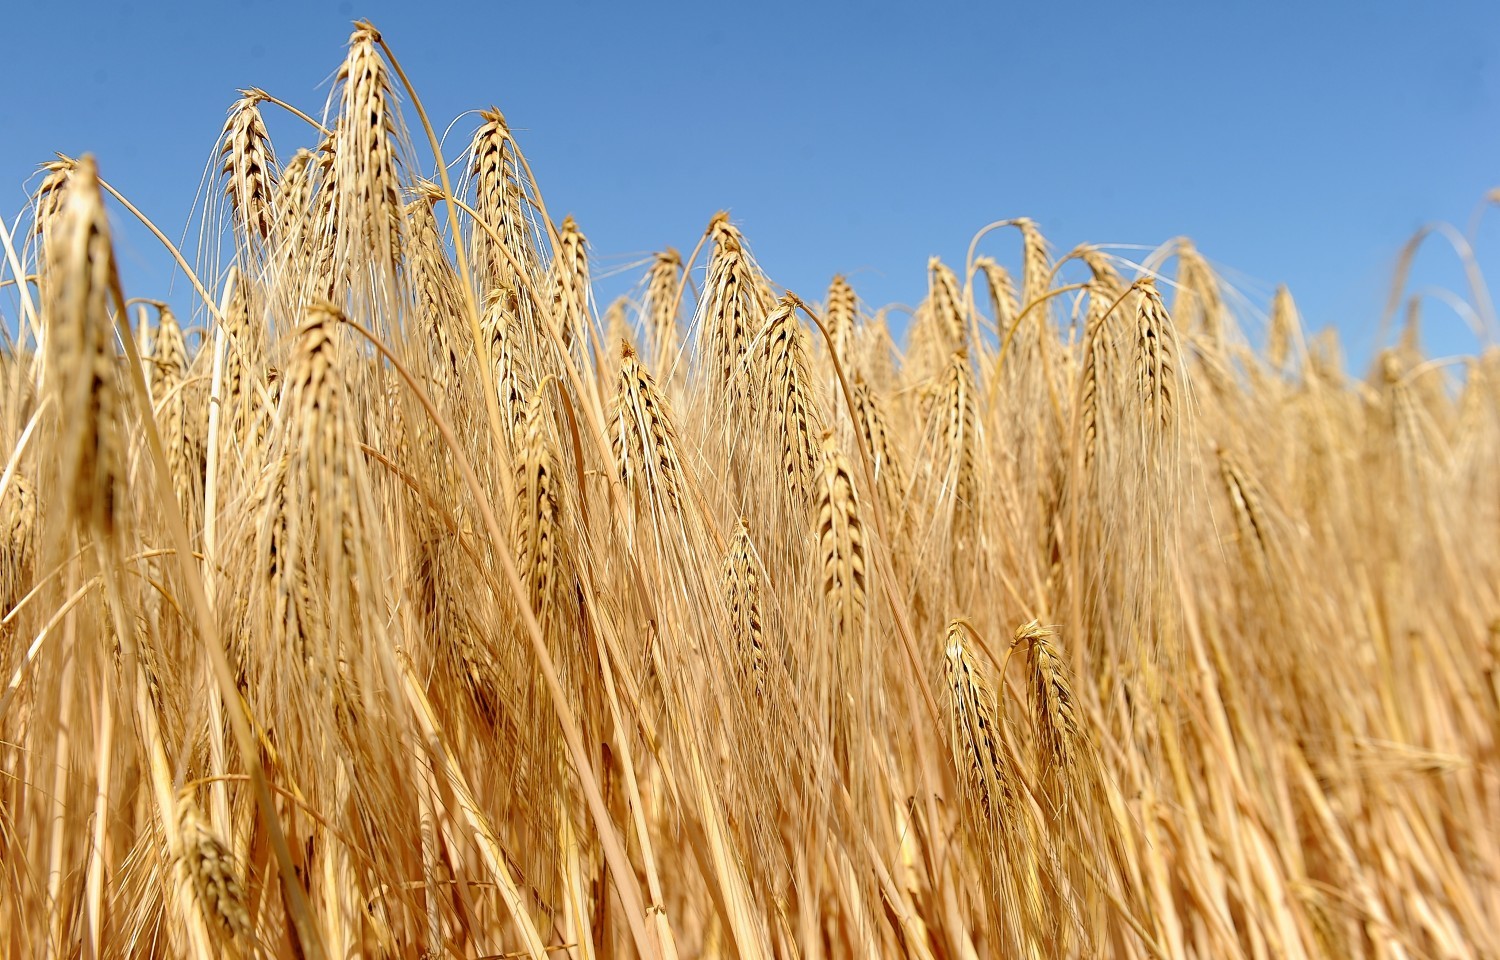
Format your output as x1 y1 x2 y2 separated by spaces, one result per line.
2 475 38 613
220 91 279 244
1215 446 1274 578
286 304 344 430
284 305 353 551
701 245 762 409
610 341 686 512
335 22 403 271
1018 620 1078 792
469 106 542 291
1018 217 1051 310
825 274 857 368
148 305 187 402
644 248 684 373
513 386 564 624
944 619 1011 825
219 267 259 450
304 130 344 301
975 257 1019 336
601 296 633 390
548 214 591 358
405 189 465 390
724 517 766 699
33 159 73 241
1080 246 1126 297
279 304 354 524
268 147 316 275
857 307 900 393
760 296 823 498
850 378 907 506
152 307 205 516
935 349 977 520
1377 353 1432 489
927 258 966 353
176 796 250 943
248 300 367 701
1076 280 1120 473
1269 284 1298 371
483 288 534 446
814 431 866 638
43 155 123 540
1135 277 1179 441
416 532 505 726
708 209 746 256
1174 240 1225 347
605 296 633 355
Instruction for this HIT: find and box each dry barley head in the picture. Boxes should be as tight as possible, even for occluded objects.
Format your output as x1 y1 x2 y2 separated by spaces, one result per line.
610 341 687 514
1134 277 1179 443
943 619 1011 826
927 257 966 353
176 796 251 943
759 296 823 500
644 248 684 373
814 431 867 639
1018 620 1079 805
825 274 857 369
42 154 124 540
335 21 404 273
220 91 279 245
724 517 767 699
513 386 566 623
1268 284 1298 371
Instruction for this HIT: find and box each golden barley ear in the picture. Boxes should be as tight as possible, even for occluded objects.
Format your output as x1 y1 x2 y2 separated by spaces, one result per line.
1018 217 1051 310
1173 239 1227 348
143 306 206 520
758 296 823 501
177 797 251 944
1 476 38 614
42 154 124 541
513 386 566 625
1134 276 1179 444
1016 620 1079 810
849 377 907 531
610 341 687 516
943 619 1012 827
468 106 545 295
813 432 867 641
824 274 857 369
220 91 279 246
976 256 1019 335
483 286 535 448
698 213 772 422
405 186 467 392
644 248 684 374
724 517 767 700
1268 283 1299 371
927 257 967 354
334 21 404 277
547 214 592 361
934 348 978 532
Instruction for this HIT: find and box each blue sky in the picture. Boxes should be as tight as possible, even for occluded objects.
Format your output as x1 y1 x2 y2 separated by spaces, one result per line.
4 1 1500 366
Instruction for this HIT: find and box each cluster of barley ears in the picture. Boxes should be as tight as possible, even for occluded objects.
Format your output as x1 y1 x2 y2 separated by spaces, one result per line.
2 22 1498 960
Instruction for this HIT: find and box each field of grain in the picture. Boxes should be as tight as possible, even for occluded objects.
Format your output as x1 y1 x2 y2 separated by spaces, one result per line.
1 21 1497 959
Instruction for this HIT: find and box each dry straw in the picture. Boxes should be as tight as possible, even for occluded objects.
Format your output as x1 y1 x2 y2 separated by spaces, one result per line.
2 23 1496 960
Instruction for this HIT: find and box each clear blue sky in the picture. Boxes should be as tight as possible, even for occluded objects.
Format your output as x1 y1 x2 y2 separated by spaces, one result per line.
5 0 1500 366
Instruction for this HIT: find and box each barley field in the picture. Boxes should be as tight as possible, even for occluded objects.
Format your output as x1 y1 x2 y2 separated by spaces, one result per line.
2 21 1497 960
